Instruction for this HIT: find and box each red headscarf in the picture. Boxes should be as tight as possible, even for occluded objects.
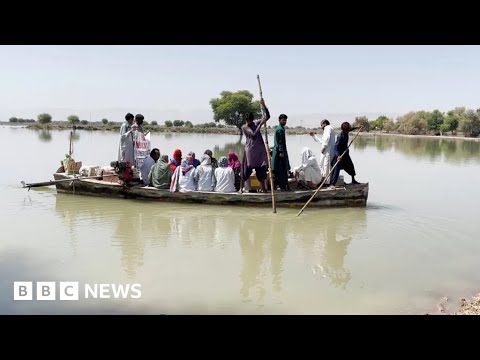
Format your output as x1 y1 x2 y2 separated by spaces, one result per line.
169 149 182 172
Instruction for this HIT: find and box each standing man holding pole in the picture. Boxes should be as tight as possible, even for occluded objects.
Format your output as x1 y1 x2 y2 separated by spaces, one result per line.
241 99 270 193
329 122 361 187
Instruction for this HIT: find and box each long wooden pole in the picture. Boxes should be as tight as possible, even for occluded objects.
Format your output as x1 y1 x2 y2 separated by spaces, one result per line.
296 126 363 217
257 75 276 213
21 175 103 189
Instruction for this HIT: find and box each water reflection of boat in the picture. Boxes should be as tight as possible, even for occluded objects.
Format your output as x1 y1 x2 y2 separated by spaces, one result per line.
52 169 369 209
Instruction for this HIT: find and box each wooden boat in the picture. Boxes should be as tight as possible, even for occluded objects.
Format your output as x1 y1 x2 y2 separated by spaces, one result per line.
51 168 369 208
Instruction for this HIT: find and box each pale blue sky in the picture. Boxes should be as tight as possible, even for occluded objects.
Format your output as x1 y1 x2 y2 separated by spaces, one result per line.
1 45 480 126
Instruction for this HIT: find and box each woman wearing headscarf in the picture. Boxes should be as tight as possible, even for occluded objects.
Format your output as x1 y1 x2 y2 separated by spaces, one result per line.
169 149 182 172
176 154 196 192
214 156 236 193
227 151 242 191
204 149 218 170
188 151 201 168
148 153 173 189
193 154 215 191
293 147 322 189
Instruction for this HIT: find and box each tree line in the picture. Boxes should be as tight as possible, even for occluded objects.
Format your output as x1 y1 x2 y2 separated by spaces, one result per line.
11 90 480 138
208 90 480 137
352 107 480 137
8 113 229 129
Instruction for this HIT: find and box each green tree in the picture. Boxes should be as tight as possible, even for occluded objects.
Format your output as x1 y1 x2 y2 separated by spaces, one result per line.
80 120 88 125
353 116 370 132
102 118 108 125
210 90 261 132
370 115 389 130
173 120 184 127
384 120 397 133
443 110 460 135
37 113 52 124
185 121 193 128
9 117 18 123
426 109 445 133
461 110 480 137
151 121 158 126
67 115 80 125
396 111 428 135
165 120 173 127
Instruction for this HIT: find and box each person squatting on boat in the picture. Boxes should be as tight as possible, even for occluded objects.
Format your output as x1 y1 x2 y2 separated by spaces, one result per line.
293 147 322 189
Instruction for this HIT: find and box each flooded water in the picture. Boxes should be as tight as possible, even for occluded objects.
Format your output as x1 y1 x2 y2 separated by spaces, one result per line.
1 126 480 314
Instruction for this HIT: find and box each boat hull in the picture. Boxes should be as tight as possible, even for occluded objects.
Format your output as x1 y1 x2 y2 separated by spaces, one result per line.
53 173 369 208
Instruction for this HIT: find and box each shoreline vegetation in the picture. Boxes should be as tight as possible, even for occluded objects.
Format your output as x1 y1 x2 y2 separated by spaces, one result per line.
4 103 480 140
2 121 479 141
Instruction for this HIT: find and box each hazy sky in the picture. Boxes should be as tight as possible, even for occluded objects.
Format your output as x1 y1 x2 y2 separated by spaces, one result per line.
2 45 480 127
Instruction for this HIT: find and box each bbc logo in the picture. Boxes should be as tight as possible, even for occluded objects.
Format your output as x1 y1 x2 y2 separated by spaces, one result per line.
14 282 79 301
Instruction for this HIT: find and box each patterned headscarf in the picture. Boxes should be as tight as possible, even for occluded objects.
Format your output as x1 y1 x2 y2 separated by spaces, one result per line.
219 156 228 168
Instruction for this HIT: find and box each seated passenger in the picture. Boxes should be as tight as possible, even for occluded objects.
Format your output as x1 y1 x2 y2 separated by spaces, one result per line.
214 156 236 193
177 155 196 192
204 149 218 170
194 154 215 191
148 154 172 189
141 148 160 185
227 151 242 191
293 147 322 189
188 151 201 168
169 149 182 172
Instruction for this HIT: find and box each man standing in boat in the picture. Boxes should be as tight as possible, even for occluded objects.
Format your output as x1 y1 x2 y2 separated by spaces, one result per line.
118 112 137 167
310 119 336 186
241 99 270 192
271 114 291 191
329 122 361 188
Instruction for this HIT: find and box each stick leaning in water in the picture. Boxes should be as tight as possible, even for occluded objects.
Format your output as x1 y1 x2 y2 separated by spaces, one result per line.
296 126 363 217
257 74 276 213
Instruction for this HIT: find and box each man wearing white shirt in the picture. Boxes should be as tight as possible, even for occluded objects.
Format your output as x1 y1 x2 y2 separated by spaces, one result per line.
310 119 336 186
140 148 160 185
